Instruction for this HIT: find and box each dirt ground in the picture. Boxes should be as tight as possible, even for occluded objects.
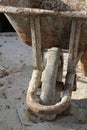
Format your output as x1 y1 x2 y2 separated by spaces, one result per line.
0 33 87 130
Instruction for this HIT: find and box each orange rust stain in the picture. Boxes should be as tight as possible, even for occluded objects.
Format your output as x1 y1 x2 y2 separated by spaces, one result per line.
15 29 32 46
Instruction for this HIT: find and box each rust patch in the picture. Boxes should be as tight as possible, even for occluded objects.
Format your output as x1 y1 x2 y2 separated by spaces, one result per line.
15 29 31 46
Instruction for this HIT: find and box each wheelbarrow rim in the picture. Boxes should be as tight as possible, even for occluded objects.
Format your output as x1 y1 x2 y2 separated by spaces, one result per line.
0 5 87 19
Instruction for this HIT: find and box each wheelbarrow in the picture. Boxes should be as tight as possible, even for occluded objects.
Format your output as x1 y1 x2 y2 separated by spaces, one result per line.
0 0 87 121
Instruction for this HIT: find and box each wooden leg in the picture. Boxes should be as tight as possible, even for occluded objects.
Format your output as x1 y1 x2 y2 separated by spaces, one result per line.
27 16 42 94
62 20 82 115
65 20 82 93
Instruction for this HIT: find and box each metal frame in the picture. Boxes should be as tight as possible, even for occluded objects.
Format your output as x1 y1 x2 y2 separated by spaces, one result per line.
26 17 82 117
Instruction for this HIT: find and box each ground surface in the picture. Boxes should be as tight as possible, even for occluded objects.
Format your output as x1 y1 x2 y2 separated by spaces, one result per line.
0 33 87 130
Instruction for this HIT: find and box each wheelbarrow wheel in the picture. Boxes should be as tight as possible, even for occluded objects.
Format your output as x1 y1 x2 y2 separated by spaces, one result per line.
40 47 63 120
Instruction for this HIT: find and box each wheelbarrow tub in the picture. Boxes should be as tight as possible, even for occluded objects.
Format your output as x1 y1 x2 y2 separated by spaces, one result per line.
0 0 87 51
